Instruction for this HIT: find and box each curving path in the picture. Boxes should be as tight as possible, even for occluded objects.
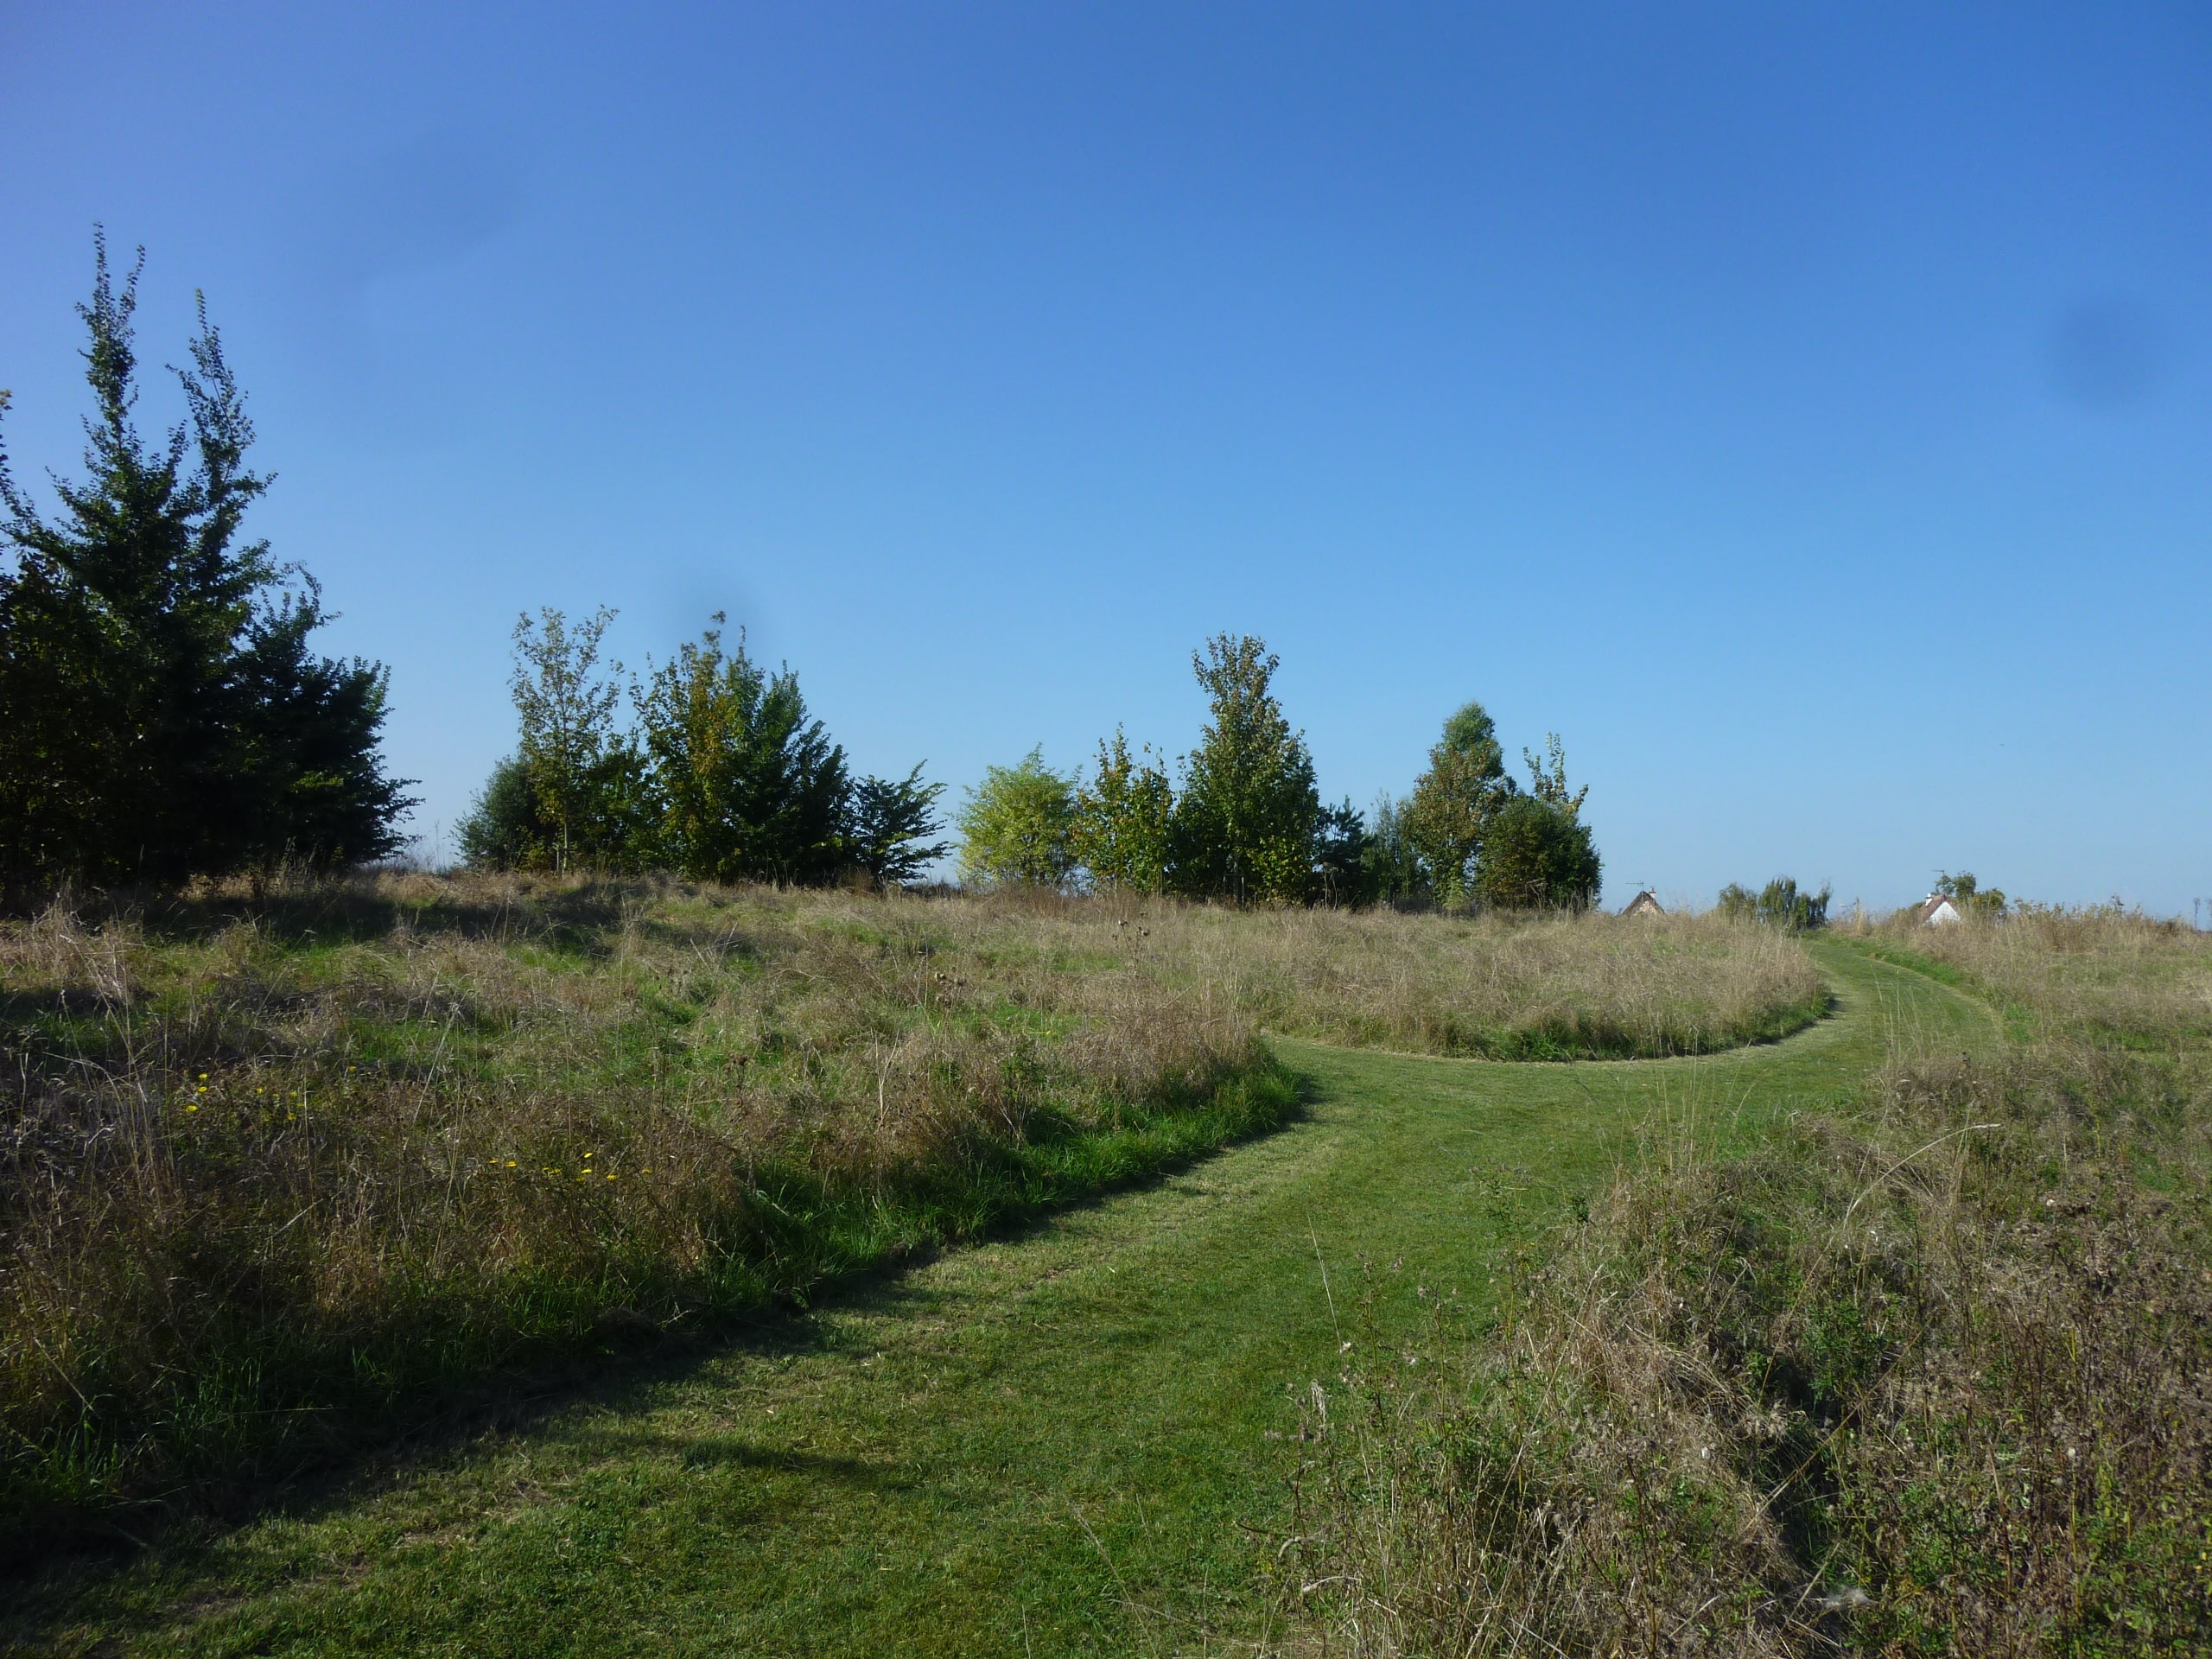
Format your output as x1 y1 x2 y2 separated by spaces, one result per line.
11 944 1992 1657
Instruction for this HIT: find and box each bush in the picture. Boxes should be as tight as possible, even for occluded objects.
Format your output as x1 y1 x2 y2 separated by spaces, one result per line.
1718 875 1831 931
1472 795 1600 911
957 748 1077 889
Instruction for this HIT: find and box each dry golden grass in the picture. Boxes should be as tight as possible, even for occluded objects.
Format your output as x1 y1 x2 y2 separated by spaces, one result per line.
1854 906 2212 1046
0 872 1276 1547
1117 902 1827 1059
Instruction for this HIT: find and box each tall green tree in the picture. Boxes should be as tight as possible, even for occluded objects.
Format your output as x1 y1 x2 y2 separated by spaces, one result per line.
1071 728 1175 894
1402 700 1516 908
634 615 849 885
0 235 408 888
847 765 949 889
489 607 650 872
1171 633 1319 905
957 748 1077 890
1361 791 1426 906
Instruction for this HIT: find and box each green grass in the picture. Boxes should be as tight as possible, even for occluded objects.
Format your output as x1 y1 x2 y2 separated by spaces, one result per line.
0 944 1982 1657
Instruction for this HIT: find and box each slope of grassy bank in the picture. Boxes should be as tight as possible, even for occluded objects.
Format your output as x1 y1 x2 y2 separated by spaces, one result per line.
1853 905 2212 1046
1135 902 1829 1059
1284 924 2212 1657
0 929 1924 1658
1 877 1817 1555
1 874 1292 1551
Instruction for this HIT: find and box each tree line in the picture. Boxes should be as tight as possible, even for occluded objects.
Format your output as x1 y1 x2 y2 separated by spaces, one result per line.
455 607 948 887
957 633 1601 910
0 243 1599 912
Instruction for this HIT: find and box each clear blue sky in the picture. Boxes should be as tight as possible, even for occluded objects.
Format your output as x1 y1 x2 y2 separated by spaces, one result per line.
3 3 2207 912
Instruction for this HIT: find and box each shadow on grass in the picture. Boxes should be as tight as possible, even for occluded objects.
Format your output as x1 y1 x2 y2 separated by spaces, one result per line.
0 1079 1317 1637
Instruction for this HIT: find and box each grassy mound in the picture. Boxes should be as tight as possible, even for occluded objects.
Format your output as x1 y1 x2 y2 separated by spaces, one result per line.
1025 901 1829 1061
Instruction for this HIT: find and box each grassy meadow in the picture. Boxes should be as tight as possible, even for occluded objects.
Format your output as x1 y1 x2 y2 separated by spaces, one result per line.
0 874 1817 1554
1283 911 2212 1657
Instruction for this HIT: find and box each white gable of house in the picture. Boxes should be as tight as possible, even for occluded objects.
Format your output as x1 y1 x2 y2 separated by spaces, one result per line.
1922 896 1963 925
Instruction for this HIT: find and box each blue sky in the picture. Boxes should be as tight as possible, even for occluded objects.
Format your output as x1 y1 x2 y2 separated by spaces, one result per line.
3 3 2207 912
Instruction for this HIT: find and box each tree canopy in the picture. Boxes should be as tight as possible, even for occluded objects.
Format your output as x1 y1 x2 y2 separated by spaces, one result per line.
1402 700 1516 907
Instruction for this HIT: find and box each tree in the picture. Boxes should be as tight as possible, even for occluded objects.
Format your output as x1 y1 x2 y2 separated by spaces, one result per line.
454 754 555 871
1171 633 1319 905
1716 877 1829 931
1313 798 1371 906
1402 701 1516 908
501 607 650 872
1071 728 1175 894
1361 791 1426 906
847 765 950 889
1473 795 1601 911
633 615 849 885
0 233 409 888
957 748 1077 890
1522 733 1588 817
1936 870 2006 917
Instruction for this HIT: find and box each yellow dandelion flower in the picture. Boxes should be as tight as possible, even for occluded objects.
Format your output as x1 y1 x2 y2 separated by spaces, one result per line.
506 1160 518 1168
187 1103 200 1113
606 1173 617 1181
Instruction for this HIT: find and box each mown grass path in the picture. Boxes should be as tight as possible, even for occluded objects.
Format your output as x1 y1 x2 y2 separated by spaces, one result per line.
6 944 1989 1657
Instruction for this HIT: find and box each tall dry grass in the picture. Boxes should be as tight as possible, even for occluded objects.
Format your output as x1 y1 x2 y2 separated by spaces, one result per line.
0 874 1821 1552
0 872 1281 1549
1123 904 1827 1059
1853 905 2212 1046
1279 925 2212 1656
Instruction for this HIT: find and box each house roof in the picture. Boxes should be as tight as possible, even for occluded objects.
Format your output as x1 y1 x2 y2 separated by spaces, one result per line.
1912 893 1964 924
1621 889 1663 916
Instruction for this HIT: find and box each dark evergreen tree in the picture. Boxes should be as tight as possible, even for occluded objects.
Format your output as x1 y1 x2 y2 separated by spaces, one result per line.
454 755 556 871
1313 798 1371 906
634 616 849 884
0 235 409 889
846 765 949 889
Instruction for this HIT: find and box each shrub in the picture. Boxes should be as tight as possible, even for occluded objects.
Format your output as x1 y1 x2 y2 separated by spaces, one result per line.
1472 795 1601 911
1719 875 1831 931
